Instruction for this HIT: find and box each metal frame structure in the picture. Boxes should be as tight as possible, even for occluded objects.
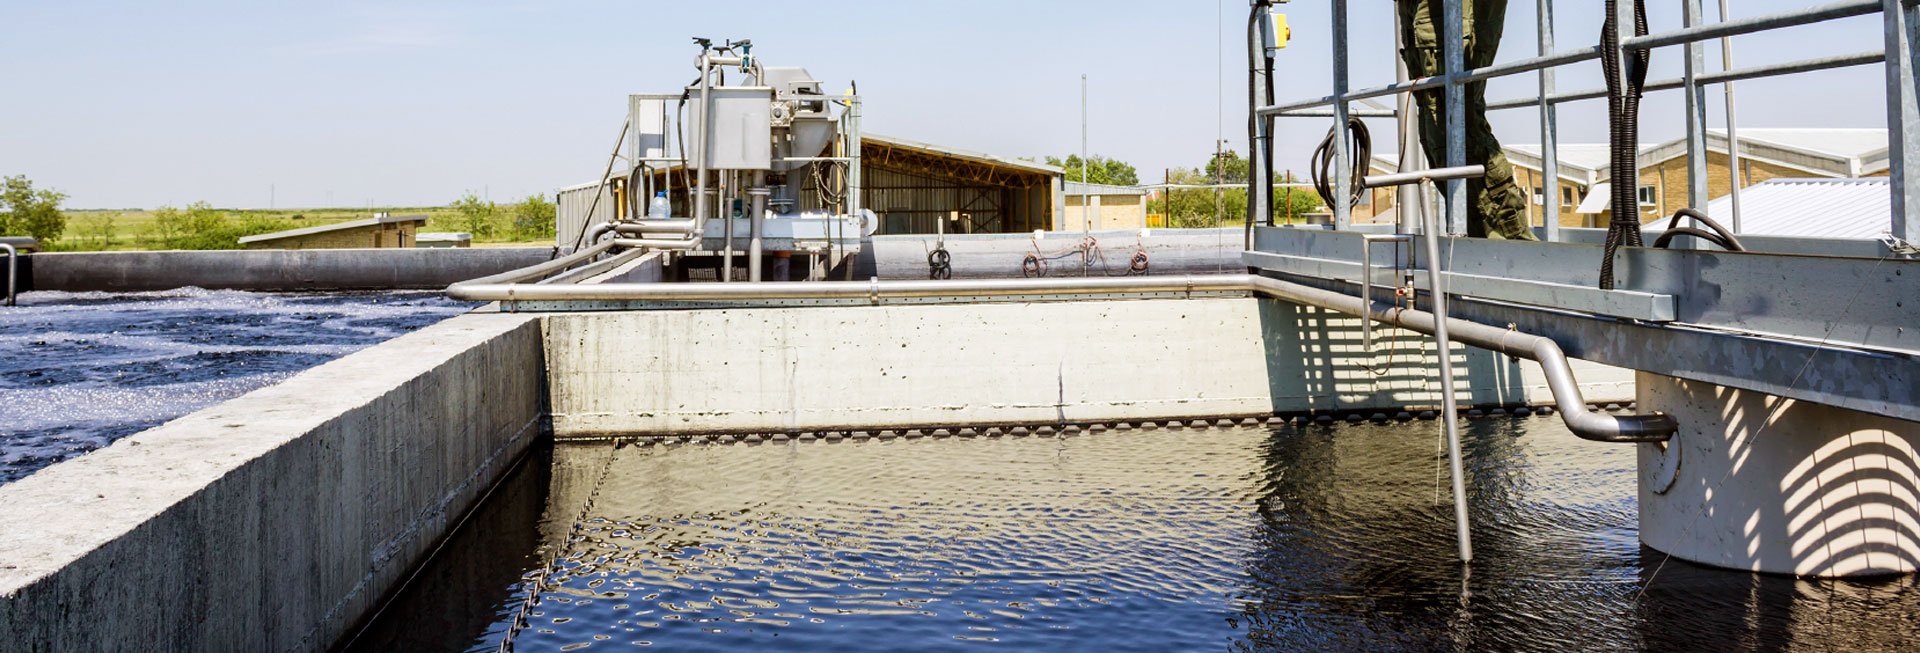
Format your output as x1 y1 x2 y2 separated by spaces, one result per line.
1254 0 1918 247
1242 0 1920 564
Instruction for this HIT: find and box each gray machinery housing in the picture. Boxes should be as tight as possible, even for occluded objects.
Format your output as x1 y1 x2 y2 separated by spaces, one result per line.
617 40 875 282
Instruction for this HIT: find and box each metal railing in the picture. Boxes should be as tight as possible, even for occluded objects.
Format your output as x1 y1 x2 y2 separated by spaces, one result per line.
1251 0 1920 246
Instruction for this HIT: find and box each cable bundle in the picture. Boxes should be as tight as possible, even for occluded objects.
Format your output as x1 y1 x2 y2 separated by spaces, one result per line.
1600 0 1651 289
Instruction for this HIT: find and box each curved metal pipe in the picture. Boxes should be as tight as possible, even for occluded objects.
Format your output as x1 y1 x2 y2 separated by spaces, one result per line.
610 237 698 251
1244 275 1675 443
614 220 697 235
584 222 617 246
454 239 618 288
443 270 1676 442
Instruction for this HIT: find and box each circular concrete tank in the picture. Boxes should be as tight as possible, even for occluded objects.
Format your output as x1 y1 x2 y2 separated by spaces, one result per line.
1637 372 1920 577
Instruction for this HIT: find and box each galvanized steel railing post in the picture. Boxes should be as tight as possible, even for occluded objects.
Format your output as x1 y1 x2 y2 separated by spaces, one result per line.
1719 0 1746 233
1442 0 1468 236
1395 8 1425 235
1884 0 1920 244
1537 0 1561 242
1249 1 1275 239
1 243 16 306
1332 0 1354 231
1683 0 1713 215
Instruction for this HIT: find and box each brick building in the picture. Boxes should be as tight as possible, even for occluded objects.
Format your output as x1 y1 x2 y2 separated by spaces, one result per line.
238 214 428 250
1356 128 1888 229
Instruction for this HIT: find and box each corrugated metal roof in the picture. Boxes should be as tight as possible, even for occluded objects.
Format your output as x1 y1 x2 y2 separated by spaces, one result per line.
863 133 1063 176
1065 181 1147 196
1702 178 1890 240
237 213 428 244
1727 128 1888 161
1506 143 1615 173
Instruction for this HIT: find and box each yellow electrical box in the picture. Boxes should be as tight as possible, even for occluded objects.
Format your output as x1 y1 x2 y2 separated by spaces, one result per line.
1271 13 1291 50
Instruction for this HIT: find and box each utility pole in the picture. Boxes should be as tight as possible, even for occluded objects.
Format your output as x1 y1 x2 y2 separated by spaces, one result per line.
1214 139 1227 226
1081 74 1091 240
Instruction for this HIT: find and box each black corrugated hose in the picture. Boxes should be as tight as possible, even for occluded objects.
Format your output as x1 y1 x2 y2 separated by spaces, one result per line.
1600 0 1651 289
1312 118 1372 213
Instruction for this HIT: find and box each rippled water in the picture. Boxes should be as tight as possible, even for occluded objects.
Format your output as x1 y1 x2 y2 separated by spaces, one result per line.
350 420 1920 652
0 288 473 484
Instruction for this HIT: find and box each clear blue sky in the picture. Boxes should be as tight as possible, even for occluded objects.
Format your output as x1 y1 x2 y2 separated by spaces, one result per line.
0 0 1891 209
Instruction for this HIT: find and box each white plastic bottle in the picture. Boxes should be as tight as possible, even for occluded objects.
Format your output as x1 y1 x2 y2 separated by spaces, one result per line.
648 192 672 220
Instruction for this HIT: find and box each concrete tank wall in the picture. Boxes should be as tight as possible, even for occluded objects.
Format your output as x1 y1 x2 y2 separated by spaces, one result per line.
543 296 1633 438
0 313 546 651
864 228 1244 280
26 247 553 292
1638 372 1920 576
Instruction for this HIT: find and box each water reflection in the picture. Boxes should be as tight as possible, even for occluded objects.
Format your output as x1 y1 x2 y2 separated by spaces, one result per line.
354 420 1920 651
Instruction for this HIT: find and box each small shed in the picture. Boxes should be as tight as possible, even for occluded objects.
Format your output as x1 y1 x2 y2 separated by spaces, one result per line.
1064 182 1150 231
239 214 428 250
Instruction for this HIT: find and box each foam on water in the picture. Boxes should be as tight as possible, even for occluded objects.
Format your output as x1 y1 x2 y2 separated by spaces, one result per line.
0 287 474 484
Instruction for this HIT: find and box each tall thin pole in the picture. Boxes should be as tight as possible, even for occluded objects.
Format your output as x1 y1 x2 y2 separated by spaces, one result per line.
1719 0 1745 233
1439 0 1473 563
1081 73 1091 246
1537 0 1561 241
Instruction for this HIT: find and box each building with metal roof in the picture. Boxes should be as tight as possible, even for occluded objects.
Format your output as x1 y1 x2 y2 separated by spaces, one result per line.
1702 178 1891 240
557 134 1065 247
238 214 428 250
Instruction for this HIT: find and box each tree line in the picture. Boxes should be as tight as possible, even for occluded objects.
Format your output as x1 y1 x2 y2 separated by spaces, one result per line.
1048 151 1323 228
0 174 558 251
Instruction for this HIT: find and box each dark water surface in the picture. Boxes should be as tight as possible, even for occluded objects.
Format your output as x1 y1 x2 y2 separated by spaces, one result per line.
0 287 473 484
351 420 1920 652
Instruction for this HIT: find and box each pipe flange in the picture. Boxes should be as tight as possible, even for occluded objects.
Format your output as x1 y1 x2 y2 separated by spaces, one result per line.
1640 440 1682 495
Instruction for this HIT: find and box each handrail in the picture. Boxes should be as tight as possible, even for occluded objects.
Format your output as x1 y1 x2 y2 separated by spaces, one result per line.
1621 0 1881 51
2 243 16 306
1251 0 1920 243
445 272 1675 444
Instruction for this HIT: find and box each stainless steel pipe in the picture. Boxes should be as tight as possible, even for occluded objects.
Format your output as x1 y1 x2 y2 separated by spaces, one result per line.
610 238 698 250
1242 275 1677 443
446 270 1676 443
614 220 697 235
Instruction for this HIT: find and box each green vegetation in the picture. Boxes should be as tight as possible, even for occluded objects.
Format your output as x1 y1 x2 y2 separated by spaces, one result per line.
1157 150 1323 228
1047 155 1140 186
1 175 70 243
52 197 559 252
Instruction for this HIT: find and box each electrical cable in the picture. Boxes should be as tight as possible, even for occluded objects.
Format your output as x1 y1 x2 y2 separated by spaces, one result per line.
1653 207 1745 251
1311 118 1372 212
1600 0 1652 289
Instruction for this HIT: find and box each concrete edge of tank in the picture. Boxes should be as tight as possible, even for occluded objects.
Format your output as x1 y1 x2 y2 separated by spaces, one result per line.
0 311 546 650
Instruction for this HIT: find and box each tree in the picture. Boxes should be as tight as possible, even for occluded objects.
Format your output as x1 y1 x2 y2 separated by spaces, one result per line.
1 175 69 243
1047 155 1140 186
1154 163 1322 228
511 194 556 240
451 193 499 238
1204 150 1251 184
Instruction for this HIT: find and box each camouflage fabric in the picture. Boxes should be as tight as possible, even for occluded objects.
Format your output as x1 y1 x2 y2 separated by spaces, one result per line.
1398 0 1537 240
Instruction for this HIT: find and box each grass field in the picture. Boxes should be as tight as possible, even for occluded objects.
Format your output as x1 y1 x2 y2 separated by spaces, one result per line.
53 207 553 251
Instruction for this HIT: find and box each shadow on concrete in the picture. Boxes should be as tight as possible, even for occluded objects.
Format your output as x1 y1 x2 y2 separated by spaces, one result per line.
1255 297 1528 415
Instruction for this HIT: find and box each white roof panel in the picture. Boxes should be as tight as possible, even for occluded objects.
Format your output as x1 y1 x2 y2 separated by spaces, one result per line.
1702 178 1890 240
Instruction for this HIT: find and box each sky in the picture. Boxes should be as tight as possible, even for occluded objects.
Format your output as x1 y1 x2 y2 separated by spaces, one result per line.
0 0 1895 210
